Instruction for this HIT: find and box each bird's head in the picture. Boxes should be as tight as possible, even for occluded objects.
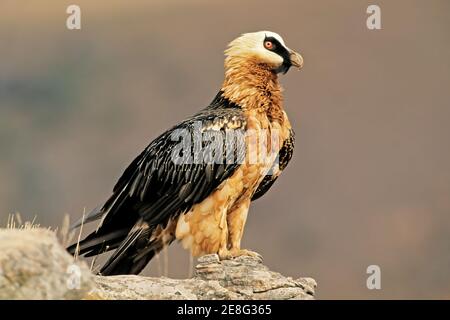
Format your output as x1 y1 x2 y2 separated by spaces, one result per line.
225 31 303 75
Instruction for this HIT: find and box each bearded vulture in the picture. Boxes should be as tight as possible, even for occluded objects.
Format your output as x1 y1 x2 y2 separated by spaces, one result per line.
67 31 304 275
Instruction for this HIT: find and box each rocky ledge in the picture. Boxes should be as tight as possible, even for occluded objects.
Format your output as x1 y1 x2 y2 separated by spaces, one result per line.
0 228 316 299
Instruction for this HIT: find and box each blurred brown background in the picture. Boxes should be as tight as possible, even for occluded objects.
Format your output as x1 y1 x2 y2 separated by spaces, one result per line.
1 0 450 299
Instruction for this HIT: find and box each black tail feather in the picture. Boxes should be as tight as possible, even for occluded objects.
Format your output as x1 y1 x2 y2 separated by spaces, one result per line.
99 248 157 276
98 220 173 276
66 228 129 256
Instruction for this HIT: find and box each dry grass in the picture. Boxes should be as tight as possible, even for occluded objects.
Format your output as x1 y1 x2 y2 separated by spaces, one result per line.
188 254 194 278
3 210 96 271
3 211 193 278
57 213 74 248
72 209 86 262
5 212 77 247
5 213 39 230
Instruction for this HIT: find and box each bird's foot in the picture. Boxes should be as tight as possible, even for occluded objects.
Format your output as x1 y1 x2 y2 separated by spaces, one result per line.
231 248 263 261
218 248 263 261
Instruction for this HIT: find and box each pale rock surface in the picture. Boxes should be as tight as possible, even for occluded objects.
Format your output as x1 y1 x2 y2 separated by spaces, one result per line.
0 228 316 300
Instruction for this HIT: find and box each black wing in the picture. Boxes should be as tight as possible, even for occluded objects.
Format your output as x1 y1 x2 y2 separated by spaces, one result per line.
252 129 295 201
68 92 246 263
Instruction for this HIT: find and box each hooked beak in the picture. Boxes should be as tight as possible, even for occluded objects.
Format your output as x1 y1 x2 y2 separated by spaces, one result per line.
289 50 304 69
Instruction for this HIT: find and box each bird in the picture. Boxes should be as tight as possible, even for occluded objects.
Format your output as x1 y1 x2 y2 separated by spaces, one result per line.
67 31 303 275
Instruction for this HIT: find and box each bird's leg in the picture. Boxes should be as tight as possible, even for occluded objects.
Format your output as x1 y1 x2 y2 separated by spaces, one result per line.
227 200 248 254
217 206 231 260
219 199 262 260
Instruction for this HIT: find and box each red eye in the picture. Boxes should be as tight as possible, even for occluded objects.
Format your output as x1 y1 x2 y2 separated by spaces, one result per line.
264 41 274 50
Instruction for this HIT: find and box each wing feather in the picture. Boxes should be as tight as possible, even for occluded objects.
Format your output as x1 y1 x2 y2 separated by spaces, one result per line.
70 92 247 261
252 129 295 201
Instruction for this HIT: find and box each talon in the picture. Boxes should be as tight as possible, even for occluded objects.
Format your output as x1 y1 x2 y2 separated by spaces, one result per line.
218 248 232 260
229 248 263 261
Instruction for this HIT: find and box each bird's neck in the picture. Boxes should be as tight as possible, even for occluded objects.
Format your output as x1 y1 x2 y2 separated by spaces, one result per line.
222 57 285 123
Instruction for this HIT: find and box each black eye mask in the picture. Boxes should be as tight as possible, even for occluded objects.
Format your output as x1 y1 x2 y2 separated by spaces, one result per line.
264 35 292 74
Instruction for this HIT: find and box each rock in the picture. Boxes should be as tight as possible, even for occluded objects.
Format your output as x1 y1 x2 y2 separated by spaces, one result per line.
92 254 316 300
0 228 94 299
0 228 316 300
